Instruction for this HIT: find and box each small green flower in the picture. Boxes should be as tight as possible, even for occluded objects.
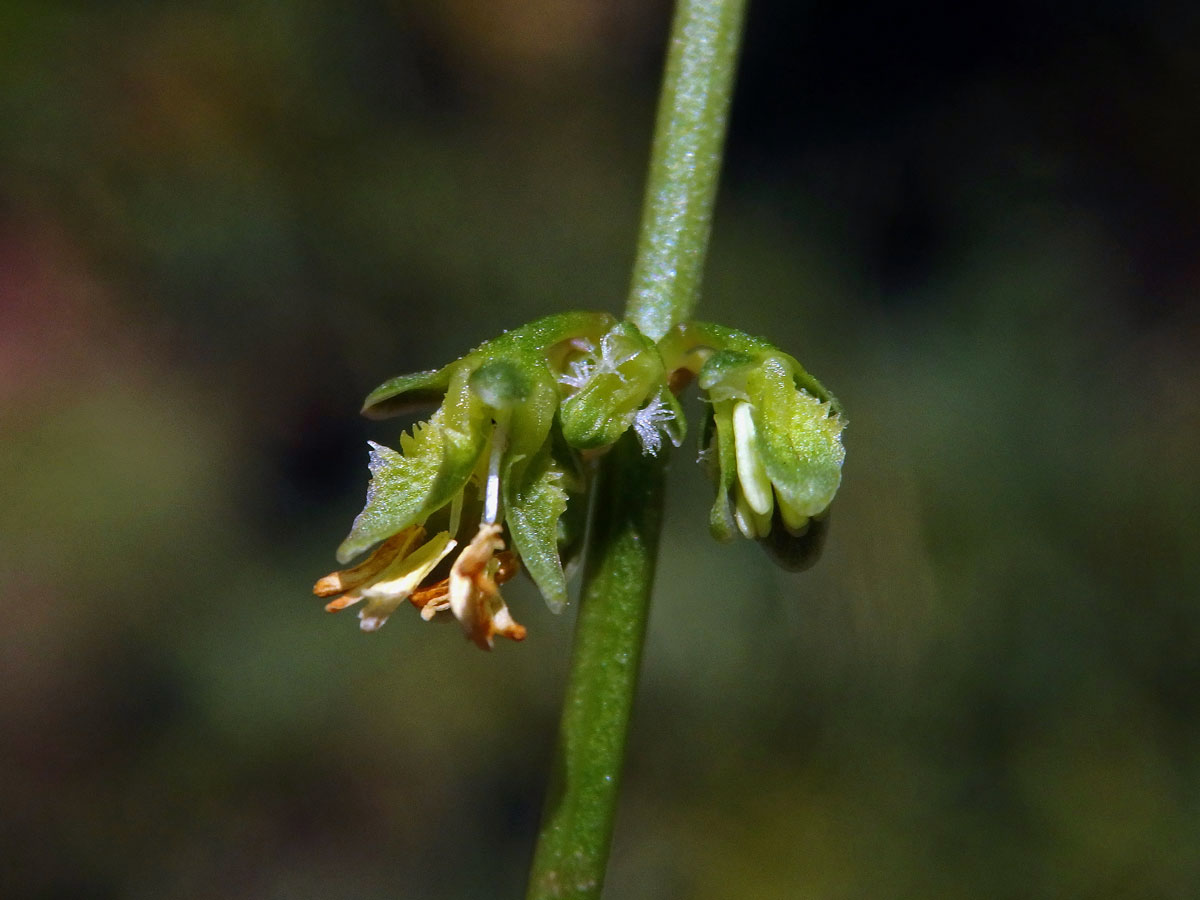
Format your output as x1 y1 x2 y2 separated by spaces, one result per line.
662 322 846 570
319 312 614 644
317 313 845 645
556 321 685 455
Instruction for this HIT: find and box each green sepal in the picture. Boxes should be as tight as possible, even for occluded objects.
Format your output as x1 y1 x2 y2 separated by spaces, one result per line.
499 367 571 611
336 411 488 563
489 311 617 358
504 439 571 612
698 397 717 467
788 361 843 419
469 359 531 410
707 399 739 541
697 349 757 401
559 322 674 450
436 361 488 450
559 370 630 449
503 366 559 476
652 382 687 450
747 358 845 520
668 321 845 418
361 367 453 420
339 367 490 563
552 437 591 585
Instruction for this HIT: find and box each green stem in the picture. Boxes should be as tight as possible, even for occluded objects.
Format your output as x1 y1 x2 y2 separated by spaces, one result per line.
525 437 666 900
627 0 750 342
525 2 748 898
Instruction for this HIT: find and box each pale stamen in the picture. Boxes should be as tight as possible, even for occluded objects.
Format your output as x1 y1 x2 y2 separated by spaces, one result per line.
484 420 506 525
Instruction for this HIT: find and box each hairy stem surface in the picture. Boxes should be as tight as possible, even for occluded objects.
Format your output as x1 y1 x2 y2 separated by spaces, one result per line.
526 1 748 897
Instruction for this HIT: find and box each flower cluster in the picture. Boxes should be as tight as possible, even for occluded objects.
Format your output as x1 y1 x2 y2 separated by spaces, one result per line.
315 314 846 647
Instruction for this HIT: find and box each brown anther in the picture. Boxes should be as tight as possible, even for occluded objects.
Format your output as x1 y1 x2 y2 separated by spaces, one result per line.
324 594 362 612
409 548 519 619
313 527 424 597
408 578 450 611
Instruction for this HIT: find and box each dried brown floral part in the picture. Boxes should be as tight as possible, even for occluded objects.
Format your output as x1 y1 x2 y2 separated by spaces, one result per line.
409 579 450 620
313 527 425 598
449 524 527 649
315 528 458 632
409 550 521 622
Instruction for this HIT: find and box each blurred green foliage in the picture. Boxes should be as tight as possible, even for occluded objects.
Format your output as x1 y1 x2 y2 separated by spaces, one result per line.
1 1 1197 897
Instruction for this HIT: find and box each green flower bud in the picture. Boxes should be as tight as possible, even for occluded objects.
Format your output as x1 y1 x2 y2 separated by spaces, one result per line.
664 322 846 566
468 359 531 410
557 321 685 454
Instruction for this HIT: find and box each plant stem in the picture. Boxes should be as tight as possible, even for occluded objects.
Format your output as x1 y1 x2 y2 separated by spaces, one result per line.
525 2 748 898
525 436 666 900
627 0 750 342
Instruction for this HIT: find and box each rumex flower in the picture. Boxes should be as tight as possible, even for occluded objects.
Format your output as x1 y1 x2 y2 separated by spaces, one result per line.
315 313 679 647
661 322 847 570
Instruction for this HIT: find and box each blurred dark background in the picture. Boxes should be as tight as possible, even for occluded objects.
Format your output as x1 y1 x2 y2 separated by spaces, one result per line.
2 1 1198 897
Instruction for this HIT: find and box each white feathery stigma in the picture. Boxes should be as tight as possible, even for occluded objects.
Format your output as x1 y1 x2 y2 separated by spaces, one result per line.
633 397 679 457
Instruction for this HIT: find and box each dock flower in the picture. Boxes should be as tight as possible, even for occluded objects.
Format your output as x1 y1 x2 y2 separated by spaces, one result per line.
316 312 616 646
660 322 846 570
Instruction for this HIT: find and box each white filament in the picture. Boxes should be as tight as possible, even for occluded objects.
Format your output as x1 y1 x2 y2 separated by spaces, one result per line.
483 423 506 525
